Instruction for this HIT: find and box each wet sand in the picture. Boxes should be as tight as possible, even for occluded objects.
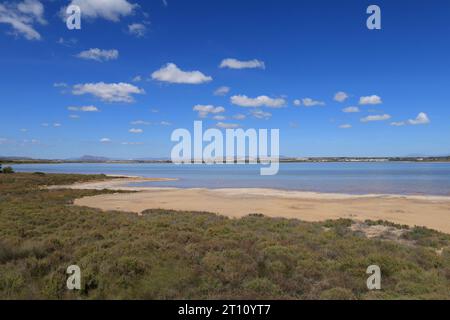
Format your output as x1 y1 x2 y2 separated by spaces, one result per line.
58 177 450 234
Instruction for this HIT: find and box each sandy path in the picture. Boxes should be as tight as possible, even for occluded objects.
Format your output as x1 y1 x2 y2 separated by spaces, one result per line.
66 178 450 234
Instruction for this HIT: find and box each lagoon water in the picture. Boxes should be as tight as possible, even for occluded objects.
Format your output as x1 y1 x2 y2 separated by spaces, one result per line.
10 162 450 196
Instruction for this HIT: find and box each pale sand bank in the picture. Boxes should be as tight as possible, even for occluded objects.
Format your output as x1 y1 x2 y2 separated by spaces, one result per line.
48 176 178 191
64 177 450 234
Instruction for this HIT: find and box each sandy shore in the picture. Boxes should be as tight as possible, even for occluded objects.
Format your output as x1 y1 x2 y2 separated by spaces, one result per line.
48 176 178 191
57 177 450 234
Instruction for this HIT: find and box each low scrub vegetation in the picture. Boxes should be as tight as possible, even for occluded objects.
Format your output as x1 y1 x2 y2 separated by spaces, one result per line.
0 173 449 299
0 165 14 174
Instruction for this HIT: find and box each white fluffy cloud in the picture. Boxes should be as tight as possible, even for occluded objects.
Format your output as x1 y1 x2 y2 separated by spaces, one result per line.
360 114 391 122
293 99 301 106
72 82 144 103
66 0 137 21
18 0 45 23
302 98 325 107
151 63 212 84
359 95 382 105
232 114 246 120
391 113 430 127
250 109 272 120
100 138 111 143
213 115 226 121
129 128 143 134
334 91 349 102
193 105 225 118
408 112 430 125
342 106 360 113
76 48 119 62
216 122 239 129
0 0 46 40
219 58 265 70
128 23 146 37
339 124 352 129
230 95 285 108
214 86 230 96
67 105 99 112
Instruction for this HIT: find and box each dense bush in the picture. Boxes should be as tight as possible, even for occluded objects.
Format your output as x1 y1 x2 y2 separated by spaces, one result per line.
1 166 14 174
0 173 449 299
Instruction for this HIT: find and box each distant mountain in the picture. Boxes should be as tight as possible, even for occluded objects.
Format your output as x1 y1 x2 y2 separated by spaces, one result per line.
2 154 450 163
67 155 111 162
0 156 33 161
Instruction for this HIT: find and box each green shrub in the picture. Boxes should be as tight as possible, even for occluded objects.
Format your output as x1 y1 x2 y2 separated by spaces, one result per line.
243 278 281 296
2 166 14 174
320 287 356 300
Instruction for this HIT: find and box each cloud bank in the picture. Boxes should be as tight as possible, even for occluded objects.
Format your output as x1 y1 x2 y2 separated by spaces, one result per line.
152 63 212 84
66 0 137 22
359 95 382 105
72 82 144 103
219 58 265 70
231 95 285 108
0 0 46 40
193 105 225 118
76 48 119 62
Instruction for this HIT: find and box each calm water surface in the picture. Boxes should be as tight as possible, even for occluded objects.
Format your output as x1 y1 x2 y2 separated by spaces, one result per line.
10 162 450 196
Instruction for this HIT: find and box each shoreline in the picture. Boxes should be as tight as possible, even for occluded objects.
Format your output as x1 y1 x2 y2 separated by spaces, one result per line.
7 160 450 164
48 176 178 191
48 176 450 234
52 176 450 201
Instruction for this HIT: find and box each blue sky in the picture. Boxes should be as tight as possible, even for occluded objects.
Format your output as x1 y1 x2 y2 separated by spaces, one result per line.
0 0 449 159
